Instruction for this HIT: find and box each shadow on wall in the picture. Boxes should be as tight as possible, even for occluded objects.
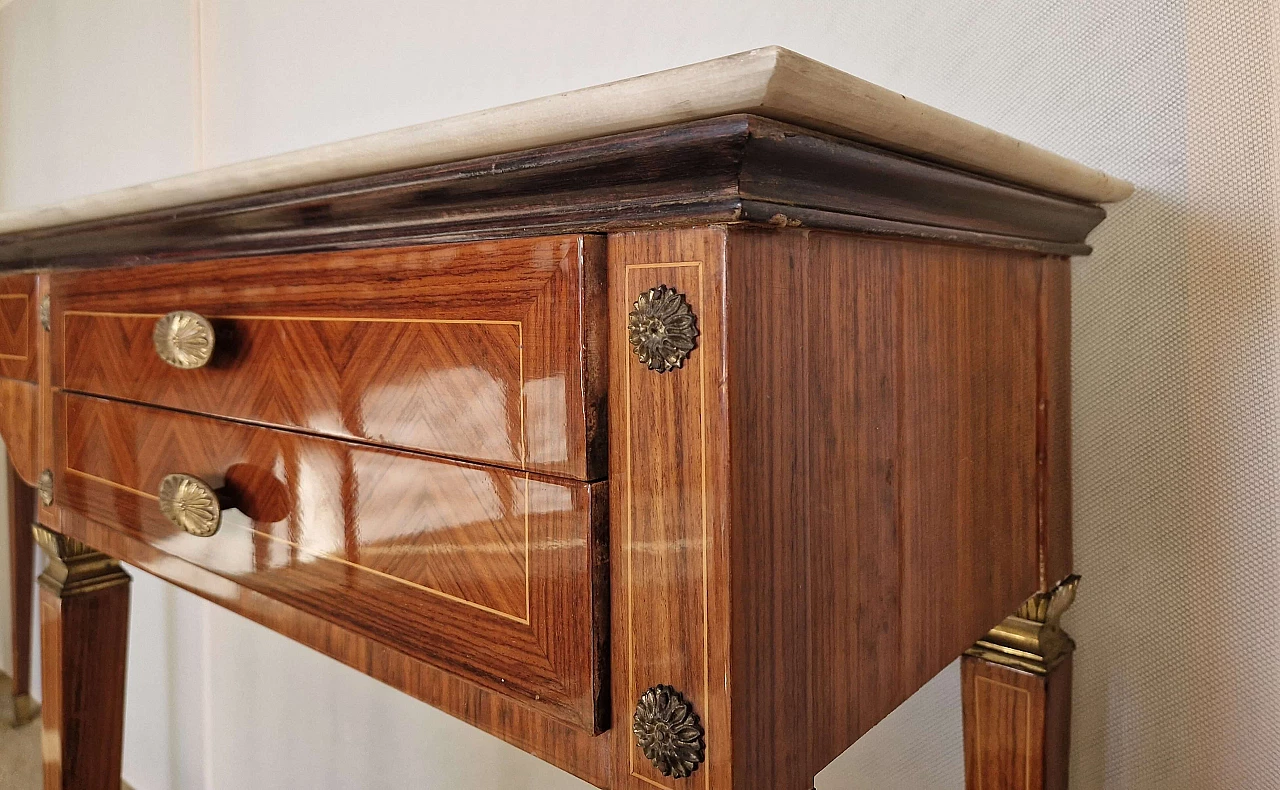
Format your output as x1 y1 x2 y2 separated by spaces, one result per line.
1073 175 1280 788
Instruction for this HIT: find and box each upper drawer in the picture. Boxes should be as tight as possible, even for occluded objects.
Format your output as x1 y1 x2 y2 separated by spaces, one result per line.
0 272 37 383
51 237 605 480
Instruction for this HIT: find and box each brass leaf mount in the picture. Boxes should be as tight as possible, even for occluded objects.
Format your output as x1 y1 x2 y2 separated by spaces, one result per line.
158 473 223 537
153 310 215 369
32 524 129 597
633 684 706 779
628 285 698 373
966 574 1081 675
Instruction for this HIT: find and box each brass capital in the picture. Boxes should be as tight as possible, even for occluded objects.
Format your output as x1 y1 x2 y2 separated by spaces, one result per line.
32 524 130 597
965 574 1080 675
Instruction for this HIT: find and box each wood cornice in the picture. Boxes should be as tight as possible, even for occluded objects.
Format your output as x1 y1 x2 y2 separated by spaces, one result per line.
0 115 1103 270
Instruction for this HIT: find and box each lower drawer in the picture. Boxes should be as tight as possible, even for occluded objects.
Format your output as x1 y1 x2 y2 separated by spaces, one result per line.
54 393 607 732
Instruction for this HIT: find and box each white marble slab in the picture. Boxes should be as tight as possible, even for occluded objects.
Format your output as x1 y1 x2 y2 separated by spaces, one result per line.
0 46 1132 235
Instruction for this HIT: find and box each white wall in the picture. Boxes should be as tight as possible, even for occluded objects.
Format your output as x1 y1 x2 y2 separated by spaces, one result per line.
3 0 1278 788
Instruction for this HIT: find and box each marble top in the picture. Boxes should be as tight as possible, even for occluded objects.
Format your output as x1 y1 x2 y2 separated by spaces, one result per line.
0 47 1132 236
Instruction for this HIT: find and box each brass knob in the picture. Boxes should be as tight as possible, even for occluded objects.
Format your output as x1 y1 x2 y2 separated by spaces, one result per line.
153 311 215 369
158 474 224 537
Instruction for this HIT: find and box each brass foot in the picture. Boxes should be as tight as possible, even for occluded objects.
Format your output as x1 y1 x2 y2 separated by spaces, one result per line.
11 692 38 726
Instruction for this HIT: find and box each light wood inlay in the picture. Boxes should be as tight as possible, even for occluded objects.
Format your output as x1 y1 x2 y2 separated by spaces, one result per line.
56 393 607 732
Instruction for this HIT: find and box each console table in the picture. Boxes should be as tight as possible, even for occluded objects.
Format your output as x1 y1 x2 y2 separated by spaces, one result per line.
0 47 1129 790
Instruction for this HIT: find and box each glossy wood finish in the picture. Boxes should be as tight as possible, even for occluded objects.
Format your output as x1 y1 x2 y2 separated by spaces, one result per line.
0 377 38 486
608 227 1056 789
57 509 613 787
0 273 37 383
1039 262 1073 590
35 529 131 790
52 236 606 481
55 393 607 731
7 463 37 725
609 228 733 789
962 655 1072 790
803 231 1048 769
0 117 1102 272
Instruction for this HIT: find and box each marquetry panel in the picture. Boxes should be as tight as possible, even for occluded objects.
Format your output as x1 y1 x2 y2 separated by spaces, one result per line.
51 236 606 480
55 393 607 731
0 272 36 382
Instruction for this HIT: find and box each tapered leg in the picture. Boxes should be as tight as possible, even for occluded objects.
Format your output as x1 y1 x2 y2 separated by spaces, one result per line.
8 463 37 725
34 524 130 790
962 576 1078 790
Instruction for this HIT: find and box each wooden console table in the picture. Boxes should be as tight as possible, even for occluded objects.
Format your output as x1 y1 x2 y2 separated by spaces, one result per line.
0 47 1128 790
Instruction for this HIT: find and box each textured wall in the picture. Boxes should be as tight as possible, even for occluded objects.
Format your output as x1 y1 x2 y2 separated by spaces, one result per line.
1 0 1276 787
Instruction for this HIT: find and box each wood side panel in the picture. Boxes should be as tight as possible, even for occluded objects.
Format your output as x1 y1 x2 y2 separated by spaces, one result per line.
801 232 1043 771
57 510 613 788
0 378 38 485
724 228 812 790
55 393 605 732
805 231 901 757
1039 260 1073 588
52 236 603 481
961 655 1072 790
0 272 36 382
608 228 734 789
895 240 1041 688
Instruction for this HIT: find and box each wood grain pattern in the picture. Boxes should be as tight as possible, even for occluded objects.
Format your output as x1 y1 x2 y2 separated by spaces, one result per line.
53 236 606 481
0 117 1102 271
961 655 1072 790
55 393 608 732
0 377 38 486
56 510 614 787
1038 260 1073 589
609 227 1055 788
37 538 131 790
0 273 36 382
609 228 734 789
7 463 36 722
805 231 1047 770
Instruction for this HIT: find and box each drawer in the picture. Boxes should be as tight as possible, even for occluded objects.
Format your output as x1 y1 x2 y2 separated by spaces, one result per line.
0 272 37 383
55 393 608 732
51 237 605 480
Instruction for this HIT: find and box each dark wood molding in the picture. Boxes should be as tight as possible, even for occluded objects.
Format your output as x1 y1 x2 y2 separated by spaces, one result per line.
0 116 1102 270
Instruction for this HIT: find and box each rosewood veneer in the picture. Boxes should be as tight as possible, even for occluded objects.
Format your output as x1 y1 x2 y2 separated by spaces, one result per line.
0 47 1128 790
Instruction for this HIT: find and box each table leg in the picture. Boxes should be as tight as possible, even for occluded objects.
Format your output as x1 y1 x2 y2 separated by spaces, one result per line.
33 524 130 790
961 576 1078 790
8 462 37 725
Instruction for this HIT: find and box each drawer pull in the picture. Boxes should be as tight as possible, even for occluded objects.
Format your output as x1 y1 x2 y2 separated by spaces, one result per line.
153 310 215 369
158 473 225 537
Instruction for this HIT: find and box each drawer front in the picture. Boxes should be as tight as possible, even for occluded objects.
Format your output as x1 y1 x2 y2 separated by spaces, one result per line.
51 237 605 480
0 272 37 383
56 393 607 732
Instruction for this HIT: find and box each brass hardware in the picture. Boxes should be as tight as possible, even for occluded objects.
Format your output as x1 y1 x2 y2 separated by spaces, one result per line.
965 574 1080 675
633 684 705 779
11 693 38 726
153 310 215 369
38 295 50 332
628 285 698 373
32 524 129 597
157 474 224 537
37 469 53 506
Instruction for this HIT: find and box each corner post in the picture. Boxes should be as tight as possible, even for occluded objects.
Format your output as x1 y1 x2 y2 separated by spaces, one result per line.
34 524 131 790
7 463 38 725
962 575 1079 790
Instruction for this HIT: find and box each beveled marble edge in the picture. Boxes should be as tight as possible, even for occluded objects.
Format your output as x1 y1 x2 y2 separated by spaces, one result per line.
0 46 1132 236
